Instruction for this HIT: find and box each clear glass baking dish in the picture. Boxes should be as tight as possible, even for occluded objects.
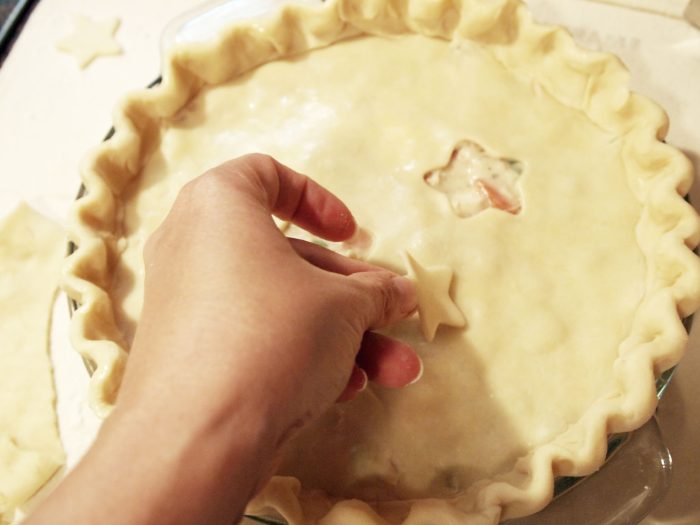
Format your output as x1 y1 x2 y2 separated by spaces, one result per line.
66 1 691 523
237 374 677 525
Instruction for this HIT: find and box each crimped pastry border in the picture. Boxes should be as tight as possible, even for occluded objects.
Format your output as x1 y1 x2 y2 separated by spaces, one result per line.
61 0 700 523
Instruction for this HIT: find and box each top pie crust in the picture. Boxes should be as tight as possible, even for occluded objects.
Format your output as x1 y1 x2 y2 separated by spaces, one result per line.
62 0 700 523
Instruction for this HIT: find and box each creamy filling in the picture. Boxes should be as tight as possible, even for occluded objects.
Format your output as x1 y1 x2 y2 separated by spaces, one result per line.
424 140 522 218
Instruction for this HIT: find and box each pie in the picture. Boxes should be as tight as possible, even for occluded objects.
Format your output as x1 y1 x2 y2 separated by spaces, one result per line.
62 0 700 523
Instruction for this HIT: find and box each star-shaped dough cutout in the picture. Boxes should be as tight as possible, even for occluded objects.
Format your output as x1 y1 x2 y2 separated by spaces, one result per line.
404 251 466 342
56 15 122 69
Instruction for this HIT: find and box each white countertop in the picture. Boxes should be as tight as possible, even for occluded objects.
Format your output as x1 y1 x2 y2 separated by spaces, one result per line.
1 0 699 523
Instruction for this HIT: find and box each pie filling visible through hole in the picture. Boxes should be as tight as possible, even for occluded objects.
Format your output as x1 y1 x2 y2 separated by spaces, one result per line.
425 140 523 218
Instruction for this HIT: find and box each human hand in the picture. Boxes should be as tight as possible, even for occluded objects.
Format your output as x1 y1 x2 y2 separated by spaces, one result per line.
27 154 421 525
118 153 421 439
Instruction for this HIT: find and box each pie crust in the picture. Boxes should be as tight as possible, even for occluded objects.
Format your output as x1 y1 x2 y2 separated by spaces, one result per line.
62 0 700 523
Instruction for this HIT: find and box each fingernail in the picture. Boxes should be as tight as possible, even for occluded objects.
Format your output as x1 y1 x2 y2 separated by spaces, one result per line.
357 368 368 392
339 210 357 239
337 367 368 403
407 355 424 386
392 276 418 314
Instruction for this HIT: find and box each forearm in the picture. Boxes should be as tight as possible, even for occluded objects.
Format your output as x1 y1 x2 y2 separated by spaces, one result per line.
26 384 277 525
24 155 420 525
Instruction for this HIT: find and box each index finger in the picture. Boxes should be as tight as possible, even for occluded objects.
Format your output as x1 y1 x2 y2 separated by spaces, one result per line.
215 154 357 242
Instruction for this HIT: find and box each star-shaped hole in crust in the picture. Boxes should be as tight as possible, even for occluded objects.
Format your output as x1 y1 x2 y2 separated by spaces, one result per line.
56 15 122 69
404 251 466 342
424 140 523 219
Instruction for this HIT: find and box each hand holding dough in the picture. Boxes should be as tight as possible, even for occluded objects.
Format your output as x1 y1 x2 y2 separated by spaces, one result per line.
23 155 420 525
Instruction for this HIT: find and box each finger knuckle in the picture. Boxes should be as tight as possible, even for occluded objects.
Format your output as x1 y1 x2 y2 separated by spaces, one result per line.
365 272 395 327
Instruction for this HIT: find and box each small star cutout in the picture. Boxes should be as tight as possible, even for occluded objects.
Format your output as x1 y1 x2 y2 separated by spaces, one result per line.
57 15 122 69
404 251 466 342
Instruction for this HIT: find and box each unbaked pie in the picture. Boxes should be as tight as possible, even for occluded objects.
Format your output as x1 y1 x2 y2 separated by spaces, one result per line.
62 0 700 523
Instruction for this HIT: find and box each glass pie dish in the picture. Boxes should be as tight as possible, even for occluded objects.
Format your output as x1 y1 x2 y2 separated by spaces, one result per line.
63 0 700 523
233 371 679 525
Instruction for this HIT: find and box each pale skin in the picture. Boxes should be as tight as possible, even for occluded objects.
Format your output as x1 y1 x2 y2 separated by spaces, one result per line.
26 154 421 525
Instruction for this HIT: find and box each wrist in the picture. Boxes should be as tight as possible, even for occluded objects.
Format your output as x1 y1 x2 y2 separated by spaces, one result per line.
101 388 278 524
27 384 280 525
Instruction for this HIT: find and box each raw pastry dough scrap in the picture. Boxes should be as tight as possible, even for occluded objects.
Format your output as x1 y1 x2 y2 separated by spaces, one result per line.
404 251 466 341
56 15 122 69
62 0 700 523
0 205 65 522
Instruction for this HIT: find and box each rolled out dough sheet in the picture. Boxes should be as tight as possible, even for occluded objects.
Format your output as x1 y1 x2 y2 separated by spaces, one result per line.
0 205 65 522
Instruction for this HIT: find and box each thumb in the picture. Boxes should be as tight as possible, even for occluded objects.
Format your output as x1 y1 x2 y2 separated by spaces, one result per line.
345 271 417 330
